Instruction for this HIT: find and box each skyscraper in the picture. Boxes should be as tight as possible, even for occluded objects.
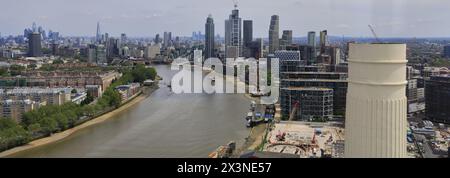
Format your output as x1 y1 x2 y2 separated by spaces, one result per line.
96 44 107 65
243 20 253 48
268 15 280 54
120 33 127 46
308 31 317 62
154 34 161 44
345 43 407 158
28 32 42 57
96 22 101 43
308 31 316 47
205 15 215 59
443 45 450 58
425 75 450 124
280 30 293 50
163 31 172 47
320 30 328 53
225 4 242 58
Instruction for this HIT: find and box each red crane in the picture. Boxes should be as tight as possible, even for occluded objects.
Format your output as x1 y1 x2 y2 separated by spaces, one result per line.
276 101 300 141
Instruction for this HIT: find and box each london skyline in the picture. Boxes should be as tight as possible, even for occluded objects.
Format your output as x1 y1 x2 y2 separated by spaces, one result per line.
1 0 449 38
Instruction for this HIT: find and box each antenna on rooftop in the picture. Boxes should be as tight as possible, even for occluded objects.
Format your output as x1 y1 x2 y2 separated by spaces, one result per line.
233 0 238 9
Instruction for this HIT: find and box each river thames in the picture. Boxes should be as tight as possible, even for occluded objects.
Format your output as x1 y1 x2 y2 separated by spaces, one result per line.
10 65 251 158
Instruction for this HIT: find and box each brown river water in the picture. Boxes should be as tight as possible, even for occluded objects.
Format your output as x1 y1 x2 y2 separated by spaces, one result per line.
10 65 250 158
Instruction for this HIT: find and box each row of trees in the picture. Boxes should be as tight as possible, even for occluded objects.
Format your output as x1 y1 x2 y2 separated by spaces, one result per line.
431 58 450 67
0 64 157 152
0 118 31 151
0 64 27 76
21 102 85 136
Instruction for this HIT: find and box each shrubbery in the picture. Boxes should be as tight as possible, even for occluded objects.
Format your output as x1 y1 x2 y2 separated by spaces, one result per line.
0 119 31 151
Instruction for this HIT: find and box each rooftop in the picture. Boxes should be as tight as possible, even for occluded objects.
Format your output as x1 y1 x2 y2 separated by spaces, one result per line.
281 87 333 91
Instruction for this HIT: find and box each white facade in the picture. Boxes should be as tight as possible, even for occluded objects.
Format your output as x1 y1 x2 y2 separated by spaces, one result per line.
345 43 407 158
194 50 203 64
144 44 160 60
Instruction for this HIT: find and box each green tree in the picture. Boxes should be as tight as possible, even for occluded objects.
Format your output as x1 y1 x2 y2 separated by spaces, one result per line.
0 118 31 151
53 59 64 64
55 113 69 130
39 117 58 135
0 68 8 76
130 64 157 83
9 64 25 76
105 89 122 108
40 64 56 71
81 93 94 105
27 123 42 134
29 64 37 70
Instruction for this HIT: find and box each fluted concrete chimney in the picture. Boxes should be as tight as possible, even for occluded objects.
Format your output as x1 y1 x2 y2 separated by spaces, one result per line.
345 43 408 158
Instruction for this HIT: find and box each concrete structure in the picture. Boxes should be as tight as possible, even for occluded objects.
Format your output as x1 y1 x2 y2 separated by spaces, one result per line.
96 22 101 43
87 44 107 65
96 45 107 65
443 45 450 58
280 30 293 50
264 122 345 158
0 87 72 106
86 85 103 98
307 32 318 63
268 15 280 54
319 30 328 54
226 46 240 59
0 71 120 92
345 43 407 158
115 83 140 102
205 15 215 59
425 75 450 124
28 32 42 57
0 99 43 122
243 20 253 49
71 92 87 105
274 50 303 73
308 31 316 47
280 71 348 118
407 79 419 103
225 4 242 58
120 33 127 45
244 38 263 59
194 49 203 64
423 67 449 78
280 87 333 120
144 44 160 60
163 32 172 48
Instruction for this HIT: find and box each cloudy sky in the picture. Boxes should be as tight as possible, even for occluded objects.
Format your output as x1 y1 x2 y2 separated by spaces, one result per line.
1 0 449 38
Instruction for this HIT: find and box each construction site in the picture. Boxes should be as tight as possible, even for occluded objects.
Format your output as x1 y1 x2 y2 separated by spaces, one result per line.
260 93 344 158
262 121 344 158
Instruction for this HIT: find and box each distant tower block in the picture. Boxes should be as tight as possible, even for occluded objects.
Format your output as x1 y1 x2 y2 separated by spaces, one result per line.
345 43 408 158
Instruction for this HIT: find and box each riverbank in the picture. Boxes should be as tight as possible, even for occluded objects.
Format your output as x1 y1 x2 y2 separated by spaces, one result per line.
233 123 269 157
204 67 270 157
235 104 283 156
0 87 154 158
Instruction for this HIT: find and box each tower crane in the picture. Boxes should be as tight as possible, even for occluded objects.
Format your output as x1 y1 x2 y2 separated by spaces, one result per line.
368 25 381 43
288 101 300 122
